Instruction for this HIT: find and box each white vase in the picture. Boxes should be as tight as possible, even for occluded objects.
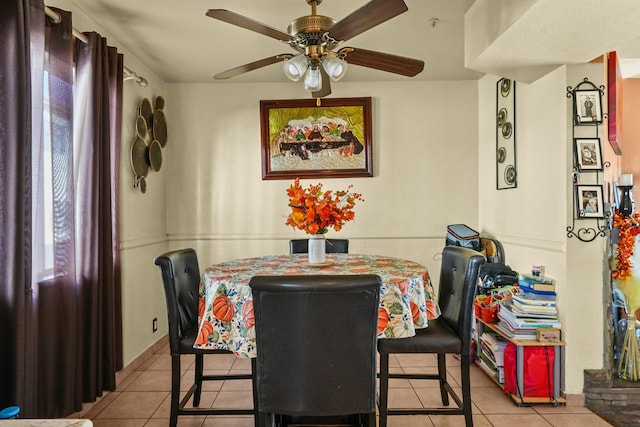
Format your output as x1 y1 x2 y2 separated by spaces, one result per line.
308 234 326 264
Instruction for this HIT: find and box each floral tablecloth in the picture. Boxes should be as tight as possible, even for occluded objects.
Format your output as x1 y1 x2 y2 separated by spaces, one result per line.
195 253 440 357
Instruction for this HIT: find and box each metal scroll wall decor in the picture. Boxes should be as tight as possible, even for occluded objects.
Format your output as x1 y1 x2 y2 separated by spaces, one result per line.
496 78 516 189
130 96 168 193
566 78 609 242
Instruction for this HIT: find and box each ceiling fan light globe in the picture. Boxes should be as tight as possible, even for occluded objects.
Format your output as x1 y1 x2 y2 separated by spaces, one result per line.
283 55 309 81
304 67 322 91
322 56 348 81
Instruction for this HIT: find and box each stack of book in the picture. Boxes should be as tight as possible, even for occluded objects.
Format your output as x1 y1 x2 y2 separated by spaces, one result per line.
477 331 508 383
496 275 561 340
518 273 556 294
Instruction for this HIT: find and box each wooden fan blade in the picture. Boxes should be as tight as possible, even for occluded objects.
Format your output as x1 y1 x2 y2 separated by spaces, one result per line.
338 47 424 77
312 67 332 98
206 9 294 42
213 54 293 79
329 0 408 42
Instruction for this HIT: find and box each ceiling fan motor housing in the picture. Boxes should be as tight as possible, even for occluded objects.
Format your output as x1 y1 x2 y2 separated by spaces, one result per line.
287 15 335 37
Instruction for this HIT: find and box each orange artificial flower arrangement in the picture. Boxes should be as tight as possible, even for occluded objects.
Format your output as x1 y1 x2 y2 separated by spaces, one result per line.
285 178 364 235
613 210 640 280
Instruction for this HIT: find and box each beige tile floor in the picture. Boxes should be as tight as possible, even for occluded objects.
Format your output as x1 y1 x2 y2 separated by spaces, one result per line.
70 341 613 427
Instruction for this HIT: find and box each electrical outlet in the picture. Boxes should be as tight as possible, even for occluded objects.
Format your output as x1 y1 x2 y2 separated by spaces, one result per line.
152 317 158 332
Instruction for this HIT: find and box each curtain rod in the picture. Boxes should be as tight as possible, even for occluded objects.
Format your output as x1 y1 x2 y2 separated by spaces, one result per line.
44 5 148 87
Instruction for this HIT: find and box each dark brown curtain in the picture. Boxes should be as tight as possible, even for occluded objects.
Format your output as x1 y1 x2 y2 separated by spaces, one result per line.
34 7 79 417
74 31 124 402
0 2 123 417
0 0 42 415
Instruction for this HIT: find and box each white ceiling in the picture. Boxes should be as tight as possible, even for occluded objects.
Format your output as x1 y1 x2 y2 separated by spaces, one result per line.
63 0 483 83
59 0 640 85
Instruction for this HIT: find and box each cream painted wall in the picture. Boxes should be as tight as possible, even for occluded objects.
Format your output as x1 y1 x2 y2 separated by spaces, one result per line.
478 64 609 395
116 40 169 367
163 81 479 280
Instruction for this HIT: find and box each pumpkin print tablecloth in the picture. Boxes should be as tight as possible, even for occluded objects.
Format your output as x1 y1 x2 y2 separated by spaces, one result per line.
195 253 440 357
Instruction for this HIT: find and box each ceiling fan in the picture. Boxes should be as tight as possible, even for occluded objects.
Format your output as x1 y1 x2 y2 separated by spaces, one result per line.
206 0 425 98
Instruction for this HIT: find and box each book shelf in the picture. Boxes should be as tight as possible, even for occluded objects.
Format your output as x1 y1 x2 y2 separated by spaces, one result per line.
476 319 566 406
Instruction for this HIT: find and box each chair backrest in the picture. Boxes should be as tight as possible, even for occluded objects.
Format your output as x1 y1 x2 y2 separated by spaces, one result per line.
289 238 349 254
480 237 505 263
249 274 381 417
154 248 201 355
437 246 486 354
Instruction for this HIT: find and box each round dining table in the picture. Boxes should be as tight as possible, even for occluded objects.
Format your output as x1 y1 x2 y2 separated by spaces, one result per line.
194 253 440 357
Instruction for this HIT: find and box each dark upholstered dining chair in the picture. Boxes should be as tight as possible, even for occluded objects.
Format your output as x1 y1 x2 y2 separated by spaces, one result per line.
377 246 486 427
289 238 349 254
480 237 505 263
249 274 381 427
154 248 257 427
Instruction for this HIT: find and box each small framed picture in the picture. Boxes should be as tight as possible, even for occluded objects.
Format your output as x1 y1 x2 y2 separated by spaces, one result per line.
574 137 603 171
574 89 603 124
576 185 604 219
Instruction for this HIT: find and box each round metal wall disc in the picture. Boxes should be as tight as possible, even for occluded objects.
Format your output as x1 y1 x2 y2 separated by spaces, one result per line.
138 98 153 130
148 140 163 172
130 136 149 178
153 109 168 147
136 115 148 139
155 95 165 110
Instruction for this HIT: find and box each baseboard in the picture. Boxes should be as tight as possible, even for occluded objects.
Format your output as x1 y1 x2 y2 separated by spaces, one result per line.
115 334 169 387
564 393 585 407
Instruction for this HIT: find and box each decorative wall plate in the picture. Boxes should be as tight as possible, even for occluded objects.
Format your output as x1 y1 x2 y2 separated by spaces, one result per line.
501 122 513 139
504 165 516 184
153 109 168 147
138 98 153 130
155 95 165 110
136 115 147 139
497 108 507 127
148 140 163 172
497 147 506 163
501 79 511 97
131 136 149 178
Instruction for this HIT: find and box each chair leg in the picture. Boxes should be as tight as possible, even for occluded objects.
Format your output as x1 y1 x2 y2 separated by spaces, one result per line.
251 358 262 427
366 411 376 427
437 353 450 406
461 356 473 427
378 353 390 427
170 354 181 427
193 354 204 406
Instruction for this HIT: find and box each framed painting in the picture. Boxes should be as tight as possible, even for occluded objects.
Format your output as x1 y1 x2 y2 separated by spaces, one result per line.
574 89 603 124
260 97 373 180
574 137 603 171
576 184 604 219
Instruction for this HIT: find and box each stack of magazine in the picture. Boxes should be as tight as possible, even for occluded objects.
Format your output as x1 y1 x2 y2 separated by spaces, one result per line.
496 274 561 340
477 330 508 383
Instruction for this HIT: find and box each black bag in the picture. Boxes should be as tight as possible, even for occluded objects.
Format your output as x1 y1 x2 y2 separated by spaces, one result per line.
478 262 519 293
446 224 481 251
